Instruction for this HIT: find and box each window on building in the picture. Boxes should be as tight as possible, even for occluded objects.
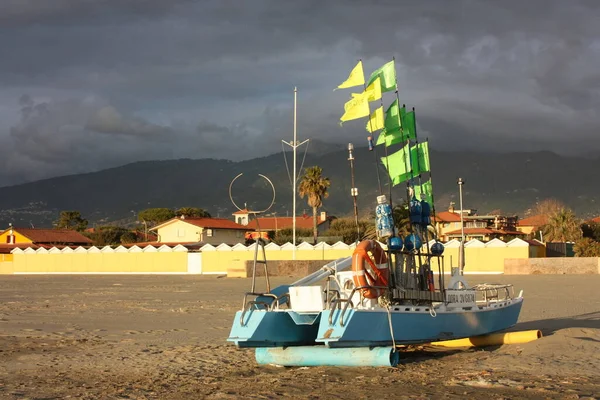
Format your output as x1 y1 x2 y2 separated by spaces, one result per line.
206 229 214 237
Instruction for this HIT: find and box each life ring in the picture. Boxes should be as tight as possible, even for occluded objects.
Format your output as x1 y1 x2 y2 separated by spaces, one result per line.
352 240 389 299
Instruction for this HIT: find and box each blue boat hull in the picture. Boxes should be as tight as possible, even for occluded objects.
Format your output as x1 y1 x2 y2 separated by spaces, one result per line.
317 298 524 347
228 309 320 348
228 298 523 348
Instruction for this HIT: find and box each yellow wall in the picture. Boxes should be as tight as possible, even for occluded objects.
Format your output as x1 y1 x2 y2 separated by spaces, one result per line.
3 239 535 275
200 247 354 274
10 250 188 274
156 220 245 245
0 230 33 244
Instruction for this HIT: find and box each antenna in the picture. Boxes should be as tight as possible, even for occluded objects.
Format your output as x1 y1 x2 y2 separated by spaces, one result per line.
229 173 276 295
228 173 276 215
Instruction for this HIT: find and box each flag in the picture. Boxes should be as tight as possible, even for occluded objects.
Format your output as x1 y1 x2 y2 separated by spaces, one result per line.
352 77 382 102
336 61 364 90
402 110 416 141
340 92 369 122
381 145 412 186
375 127 407 147
367 60 396 93
384 100 402 132
366 106 384 132
381 142 431 185
411 141 430 173
414 181 433 203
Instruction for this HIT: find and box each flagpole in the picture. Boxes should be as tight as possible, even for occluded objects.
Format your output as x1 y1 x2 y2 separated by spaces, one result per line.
360 58 384 197
282 87 309 260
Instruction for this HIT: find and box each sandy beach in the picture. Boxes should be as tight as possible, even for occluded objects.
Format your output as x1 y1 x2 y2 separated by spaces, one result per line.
0 274 599 399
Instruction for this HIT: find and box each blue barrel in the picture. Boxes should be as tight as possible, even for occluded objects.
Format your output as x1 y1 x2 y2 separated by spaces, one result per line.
255 346 400 367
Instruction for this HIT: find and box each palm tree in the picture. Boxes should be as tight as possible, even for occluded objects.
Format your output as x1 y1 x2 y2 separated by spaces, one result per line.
542 208 582 255
298 166 331 244
175 207 211 218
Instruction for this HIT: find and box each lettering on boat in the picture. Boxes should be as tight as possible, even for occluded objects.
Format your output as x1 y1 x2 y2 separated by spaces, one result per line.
445 290 477 306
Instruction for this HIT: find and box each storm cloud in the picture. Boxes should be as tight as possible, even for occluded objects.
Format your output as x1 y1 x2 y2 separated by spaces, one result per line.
0 0 599 186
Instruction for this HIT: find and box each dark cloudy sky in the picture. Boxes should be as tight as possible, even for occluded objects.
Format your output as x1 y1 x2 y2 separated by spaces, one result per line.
1 0 599 187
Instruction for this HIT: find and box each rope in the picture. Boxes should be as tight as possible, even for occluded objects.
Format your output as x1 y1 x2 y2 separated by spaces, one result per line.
281 142 293 186
295 140 310 182
379 296 397 349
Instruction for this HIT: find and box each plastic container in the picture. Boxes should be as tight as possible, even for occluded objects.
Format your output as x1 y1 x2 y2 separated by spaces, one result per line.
375 195 394 239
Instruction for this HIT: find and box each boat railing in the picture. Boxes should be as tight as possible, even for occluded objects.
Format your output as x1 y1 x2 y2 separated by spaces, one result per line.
471 283 514 304
331 285 388 327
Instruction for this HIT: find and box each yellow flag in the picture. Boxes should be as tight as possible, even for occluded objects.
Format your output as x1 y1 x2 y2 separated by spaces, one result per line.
340 92 369 122
336 61 364 90
351 77 382 102
366 106 384 132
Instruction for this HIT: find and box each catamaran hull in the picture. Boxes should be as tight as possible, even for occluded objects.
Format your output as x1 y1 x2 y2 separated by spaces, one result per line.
317 298 524 347
228 298 523 348
228 310 319 348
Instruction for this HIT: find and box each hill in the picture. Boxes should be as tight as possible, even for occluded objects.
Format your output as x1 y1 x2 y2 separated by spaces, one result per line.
0 147 599 228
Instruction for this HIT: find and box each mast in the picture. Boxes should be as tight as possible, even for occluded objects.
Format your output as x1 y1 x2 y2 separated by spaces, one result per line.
282 87 309 260
347 143 360 241
458 177 466 274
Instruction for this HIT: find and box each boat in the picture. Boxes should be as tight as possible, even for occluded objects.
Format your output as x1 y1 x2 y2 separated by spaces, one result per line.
227 59 524 367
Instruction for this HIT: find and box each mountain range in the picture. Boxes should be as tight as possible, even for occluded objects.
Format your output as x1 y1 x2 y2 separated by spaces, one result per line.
1 145 599 229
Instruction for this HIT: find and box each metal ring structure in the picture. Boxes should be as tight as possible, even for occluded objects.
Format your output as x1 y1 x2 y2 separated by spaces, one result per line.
228 173 276 214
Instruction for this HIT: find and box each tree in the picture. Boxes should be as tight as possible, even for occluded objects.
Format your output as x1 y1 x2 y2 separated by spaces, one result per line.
581 222 600 242
393 203 411 237
574 238 600 257
120 231 138 244
175 207 211 218
55 211 88 232
272 227 313 246
138 208 175 227
530 198 566 217
298 166 331 244
89 226 130 246
542 208 582 255
324 218 375 244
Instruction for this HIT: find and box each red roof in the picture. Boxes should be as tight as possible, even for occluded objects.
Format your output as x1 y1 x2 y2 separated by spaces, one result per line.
432 211 462 223
152 217 248 231
245 215 327 230
518 214 548 228
232 209 250 215
10 228 93 244
445 227 525 236
589 216 600 224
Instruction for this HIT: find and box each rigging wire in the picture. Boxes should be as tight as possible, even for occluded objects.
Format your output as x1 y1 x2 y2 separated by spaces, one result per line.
281 141 293 186
296 140 310 182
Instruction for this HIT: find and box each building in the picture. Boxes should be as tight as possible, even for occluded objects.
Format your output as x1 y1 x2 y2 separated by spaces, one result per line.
517 214 549 237
150 216 247 246
0 226 93 246
232 209 333 235
433 205 524 242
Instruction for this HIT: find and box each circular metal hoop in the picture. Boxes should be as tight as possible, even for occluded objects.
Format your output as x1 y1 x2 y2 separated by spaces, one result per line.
228 173 276 215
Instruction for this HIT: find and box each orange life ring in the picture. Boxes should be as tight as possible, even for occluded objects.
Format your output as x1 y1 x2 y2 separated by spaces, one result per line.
352 240 389 299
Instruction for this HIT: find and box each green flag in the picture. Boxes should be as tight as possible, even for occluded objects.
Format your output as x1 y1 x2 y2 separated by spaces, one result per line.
411 141 430 173
366 60 396 93
382 142 431 185
384 99 401 132
402 110 416 141
381 145 413 186
414 180 433 203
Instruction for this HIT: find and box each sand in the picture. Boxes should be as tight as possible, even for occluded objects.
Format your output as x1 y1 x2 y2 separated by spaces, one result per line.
0 274 599 399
